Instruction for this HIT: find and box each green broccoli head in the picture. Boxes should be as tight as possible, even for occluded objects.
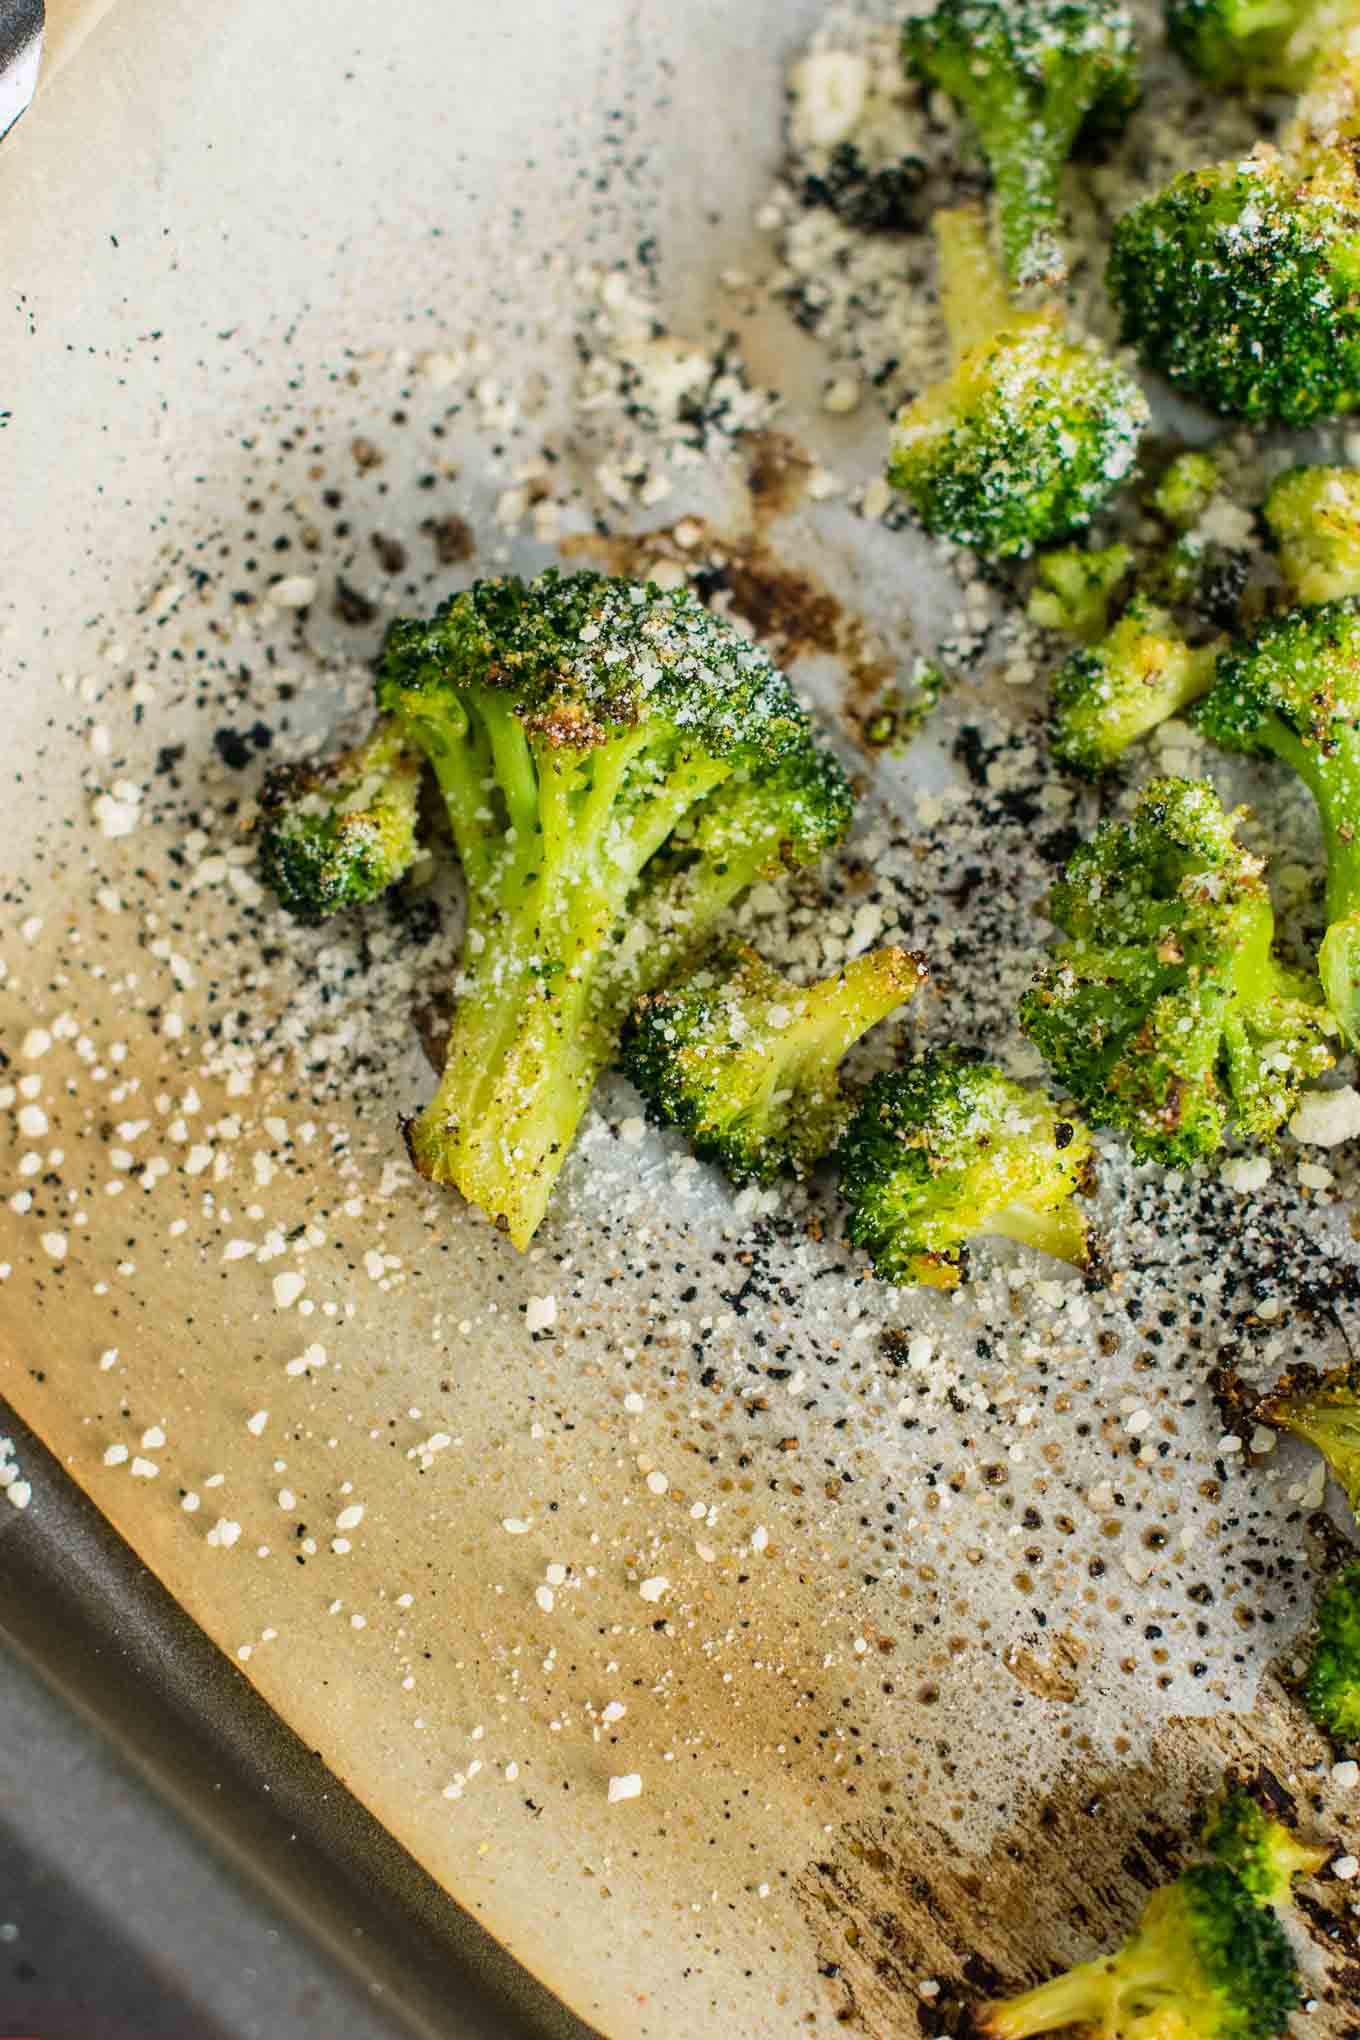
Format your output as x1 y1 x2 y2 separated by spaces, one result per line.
1302 1556 1360 1744
836 1051 1094 1288
1264 465 1360 604
903 0 1140 287
1019 777 1334 1163
1051 598 1220 775
1109 147 1360 425
1028 543 1135 640
1257 1359 1360 1513
1198 598 1360 1038
1152 449 1223 531
975 1863 1299 2040
376 570 853 1248
1164 0 1329 88
621 943 926 1185
889 207 1149 559
1201 1787 1330 1906
257 717 425 924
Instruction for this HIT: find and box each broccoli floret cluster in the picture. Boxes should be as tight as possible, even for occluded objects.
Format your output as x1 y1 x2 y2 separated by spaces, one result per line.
1198 598 1360 1039
975 1861 1300 2040
1165 0 1332 88
1050 598 1220 775
621 942 926 1185
1264 465 1360 603
1020 778 1334 1163
1028 542 1134 640
889 206 1149 558
1302 1557 1360 1743
258 570 853 1248
257 718 425 924
837 1051 1095 1288
904 0 1140 287
1201 1786 1330 1905
977 1778 1322 2040
1109 139 1360 424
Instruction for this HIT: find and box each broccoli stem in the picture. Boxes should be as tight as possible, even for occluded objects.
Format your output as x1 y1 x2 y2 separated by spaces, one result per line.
989 1198 1091 1269
980 1956 1113 2038
989 129 1069 292
1249 712 1360 1038
408 719 744 1247
934 205 1015 358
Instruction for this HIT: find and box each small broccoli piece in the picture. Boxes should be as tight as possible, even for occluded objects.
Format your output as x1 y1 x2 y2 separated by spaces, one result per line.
1199 599 1360 1038
377 570 853 1248
837 1052 1095 1288
1153 449 1223 530
1164 0 1332 88
1020 777 1334 1163
257 717 424 924
974 1863 1299 2040
888 206 1149 559
1109 133 1360 424
1302 1555 1360 1743
1201 1787 1330 1905
1051 599 1220 775
1264 465 1360 603
621 943 926 1184
1028 543 1135 640
903 0 1140 287
1257 1359 1360 1513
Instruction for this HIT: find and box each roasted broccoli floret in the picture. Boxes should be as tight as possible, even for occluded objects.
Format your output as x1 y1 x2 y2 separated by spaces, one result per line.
257 718 425 924
1257 1359 1360 1512
1198 599 1360 1038
1302 1555 1360 1743
1201 1787 1330 1906
1028 543 1135 640
837 1051 1095 1288
974 1862 1299 2040
1109 113 1360 423
1051 599 1220 775
903 0 1140 287
370 571 852 1247
1264 465 1360 603
1164 0 1334 88
1020 778 1334 1163
888 206 1149 558
621 943 926 1184
1155 450 1223 528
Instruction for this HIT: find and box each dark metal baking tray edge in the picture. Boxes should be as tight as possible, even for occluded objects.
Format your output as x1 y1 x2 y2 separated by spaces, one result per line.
0 1398 603 2040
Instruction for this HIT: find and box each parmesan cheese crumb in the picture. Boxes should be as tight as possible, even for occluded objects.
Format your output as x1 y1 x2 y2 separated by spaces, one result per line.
607 1772 643 1804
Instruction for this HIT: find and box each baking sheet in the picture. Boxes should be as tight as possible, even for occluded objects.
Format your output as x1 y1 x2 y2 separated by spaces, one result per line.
2 2 1358 2034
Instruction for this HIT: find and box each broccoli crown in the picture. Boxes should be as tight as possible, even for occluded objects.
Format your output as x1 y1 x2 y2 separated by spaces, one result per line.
1152 449 1223 531
903 0 1139 286
1028 542 1135 640
1201 1787 1330 1905
1264 465 1360 604
836 1051 1094 1288
374 570 853 1248
1019 777 1334 1163
1164 0 1323 87
379 567 808 762
1258 1359 1360 1512
1050 598 1220 775
1109 150 1360 425
977 1863 1299 2040
890 209 1149 559
1199 599 1360 1037
257 718 424 924
621 942 926 1184
1303 1557 1360 1742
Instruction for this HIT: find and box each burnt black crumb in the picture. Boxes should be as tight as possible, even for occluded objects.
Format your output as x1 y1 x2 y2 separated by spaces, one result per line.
213 723 273 771
334 578 378 626
799 143 928 235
